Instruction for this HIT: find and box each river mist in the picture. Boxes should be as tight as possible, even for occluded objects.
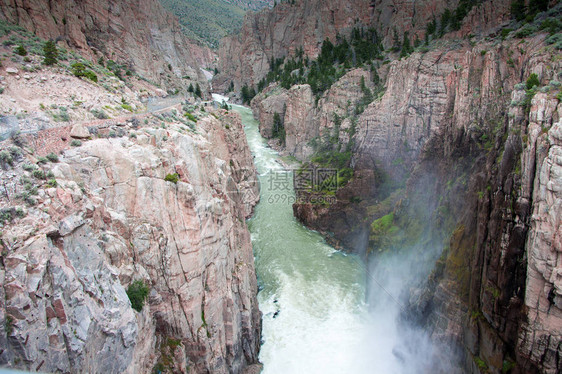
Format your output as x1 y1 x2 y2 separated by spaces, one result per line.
232 103 460 373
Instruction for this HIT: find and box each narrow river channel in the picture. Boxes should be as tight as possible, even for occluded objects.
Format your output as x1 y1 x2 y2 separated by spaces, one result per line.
230 104 438 374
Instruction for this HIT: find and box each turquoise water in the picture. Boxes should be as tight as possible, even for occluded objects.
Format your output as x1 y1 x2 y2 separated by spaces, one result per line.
230 104 452 374
232 105 392 373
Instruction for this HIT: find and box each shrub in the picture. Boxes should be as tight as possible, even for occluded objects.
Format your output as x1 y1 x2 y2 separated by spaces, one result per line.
46 152 59 162
184 112 197 123
47 178 57 188
53 108 70 122
0 151 13 167
70 139 82 147
22 163 36 171
510 0 526 21
164 173 179 184
71 62 98 82
514 24 536 38
15 44 27 56
83 70 98 82
501 28 513 39
32 169 46 179
546 33 562 50
126 280 149 312
71 62 86 77
526 73 540 89
91 108 108 119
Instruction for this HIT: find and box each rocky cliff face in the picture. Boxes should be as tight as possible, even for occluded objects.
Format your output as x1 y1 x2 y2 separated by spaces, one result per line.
0 0 212 92
315 36 561 374
251 68 373 162
230 0 562 372
0 109 262 373
215 0 514 91
214 0 372 91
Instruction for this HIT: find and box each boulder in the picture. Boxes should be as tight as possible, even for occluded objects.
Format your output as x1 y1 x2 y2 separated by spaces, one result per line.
70 123 90 139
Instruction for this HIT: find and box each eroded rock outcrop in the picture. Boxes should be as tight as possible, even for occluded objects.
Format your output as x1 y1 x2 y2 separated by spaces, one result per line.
251 68 373 162
215 0 513 91
0 0 212 92
0 111 261 373
214 0 372 91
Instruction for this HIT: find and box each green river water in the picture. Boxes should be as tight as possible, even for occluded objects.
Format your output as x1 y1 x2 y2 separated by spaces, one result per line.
231 105 425 373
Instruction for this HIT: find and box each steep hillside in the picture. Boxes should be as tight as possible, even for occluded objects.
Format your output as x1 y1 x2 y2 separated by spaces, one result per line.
159 0 273 49
214 0 514 92
227 0 274 11
0 1 263 373
223 0 562 372
0 0 212 93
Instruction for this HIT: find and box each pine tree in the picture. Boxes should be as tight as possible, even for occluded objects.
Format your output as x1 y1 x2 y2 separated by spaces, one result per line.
528 0 549 16
392 28 401 52
400 32 412 58
439 9 452 36
188 83 194 93
43 40 58 66
241 85 251 104
195 83 202 98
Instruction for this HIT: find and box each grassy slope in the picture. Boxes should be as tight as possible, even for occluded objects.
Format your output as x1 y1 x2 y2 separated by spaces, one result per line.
158 0 272 48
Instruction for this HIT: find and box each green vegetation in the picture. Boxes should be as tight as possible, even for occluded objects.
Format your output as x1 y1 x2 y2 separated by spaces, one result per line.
0 151 14 168
32 169 46 179
70 140 82 147
5 315 14 335
152 337 183 374
254 28 384 100
369 213 400 252
51 107 70 122
15 44 27 56
46 152 59 163
474 356 488 371
184 112 198 123
241 84 256 104
526 73 540 89
164 173 180 184
272 112 285 144
159 0 247 48
91 109 109 119
502 359 516 373
126 280 150 312
43 40 58 66
71 62 98 82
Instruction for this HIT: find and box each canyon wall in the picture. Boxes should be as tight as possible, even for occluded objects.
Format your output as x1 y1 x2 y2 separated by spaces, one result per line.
214 0 373 91
0 0 213 92
215 0 514 91
237 0 562 372
0 110 262 373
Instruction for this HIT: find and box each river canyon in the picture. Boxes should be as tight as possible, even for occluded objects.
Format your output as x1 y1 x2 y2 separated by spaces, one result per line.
1 0 561 373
